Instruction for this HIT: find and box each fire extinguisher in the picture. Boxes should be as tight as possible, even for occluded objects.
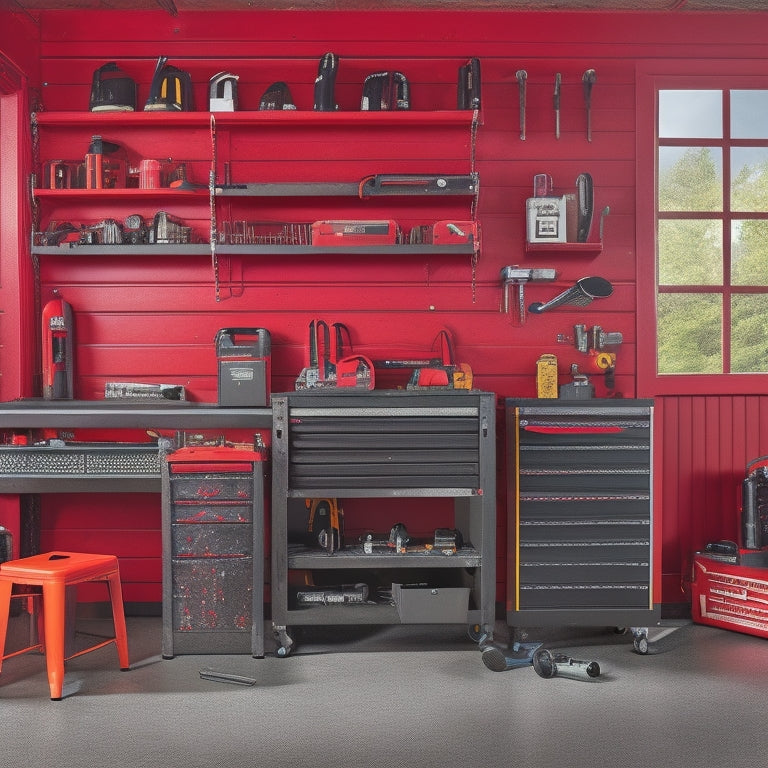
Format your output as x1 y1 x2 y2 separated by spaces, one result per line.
42 296 74 400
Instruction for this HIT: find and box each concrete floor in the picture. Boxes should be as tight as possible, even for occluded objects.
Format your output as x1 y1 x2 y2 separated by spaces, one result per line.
0 614 766 768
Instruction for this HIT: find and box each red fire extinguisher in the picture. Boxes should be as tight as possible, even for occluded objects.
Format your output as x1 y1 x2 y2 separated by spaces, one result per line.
42 296 74 400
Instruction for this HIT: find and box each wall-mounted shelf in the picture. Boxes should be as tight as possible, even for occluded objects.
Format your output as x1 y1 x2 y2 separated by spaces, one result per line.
33 110 477 129
525 241 603 257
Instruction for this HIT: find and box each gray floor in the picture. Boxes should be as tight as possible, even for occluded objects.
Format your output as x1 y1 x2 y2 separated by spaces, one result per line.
0 614 766 768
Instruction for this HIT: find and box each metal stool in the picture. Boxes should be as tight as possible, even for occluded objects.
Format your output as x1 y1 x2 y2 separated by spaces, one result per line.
0 551 130 700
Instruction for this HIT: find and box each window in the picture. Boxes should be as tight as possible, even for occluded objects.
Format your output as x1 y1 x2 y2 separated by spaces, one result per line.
656 87 768 377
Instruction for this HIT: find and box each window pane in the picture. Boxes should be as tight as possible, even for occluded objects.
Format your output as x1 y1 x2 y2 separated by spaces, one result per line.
657 293 721 374
658 147 722 211
731 90 768 139
731 294 768 372
732 220 768 285
731 147 768 212
659 90 722 138
659 220 722 285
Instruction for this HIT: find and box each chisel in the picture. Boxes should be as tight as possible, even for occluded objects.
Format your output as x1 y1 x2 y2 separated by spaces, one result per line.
516 70 527 140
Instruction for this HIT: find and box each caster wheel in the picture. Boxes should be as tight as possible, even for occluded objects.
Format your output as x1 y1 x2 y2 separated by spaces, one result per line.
633 635 649 655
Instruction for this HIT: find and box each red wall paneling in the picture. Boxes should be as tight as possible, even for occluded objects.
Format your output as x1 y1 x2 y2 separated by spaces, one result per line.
4 8 768 610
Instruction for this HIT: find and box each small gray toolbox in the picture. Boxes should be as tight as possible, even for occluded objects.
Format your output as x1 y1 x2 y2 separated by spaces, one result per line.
215 328 271 407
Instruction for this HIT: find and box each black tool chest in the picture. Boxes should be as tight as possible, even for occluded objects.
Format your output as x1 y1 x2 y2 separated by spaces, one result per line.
506 399 658 628
270 390 496 656
161 446 266 657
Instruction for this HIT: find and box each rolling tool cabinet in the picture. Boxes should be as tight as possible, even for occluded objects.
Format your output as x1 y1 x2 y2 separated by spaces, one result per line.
161 445 266 658
270 390 496 656
506 399 658 631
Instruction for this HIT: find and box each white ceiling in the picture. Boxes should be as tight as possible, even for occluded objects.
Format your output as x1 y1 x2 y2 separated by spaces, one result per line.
5 0 768 12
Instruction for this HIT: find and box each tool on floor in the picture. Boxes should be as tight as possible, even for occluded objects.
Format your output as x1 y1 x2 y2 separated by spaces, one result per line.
533 648 601 681
481 641 543 672
500 265 557 326
295 320 374 390
199 668 257 686
307 498 344 554
576 172 594 242
361 71 410 111
314 52 339 111
458 57 481 109
42 295 74 400
582 68 596 142
516 69 527 140
553 72 561 139
528 276 613 315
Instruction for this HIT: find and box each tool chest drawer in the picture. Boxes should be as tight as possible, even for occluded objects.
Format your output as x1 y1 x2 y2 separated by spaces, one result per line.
161 447 266 657
170 523 253 558
170 472 254 502
506 399 658 627
274 390 489 495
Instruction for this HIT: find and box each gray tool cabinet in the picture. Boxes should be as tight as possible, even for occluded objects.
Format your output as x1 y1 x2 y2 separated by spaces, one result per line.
161 446 266 658
506 399 658 635
271 390 496 656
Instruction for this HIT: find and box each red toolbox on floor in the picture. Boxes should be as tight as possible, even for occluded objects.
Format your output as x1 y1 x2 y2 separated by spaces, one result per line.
691 551 768 638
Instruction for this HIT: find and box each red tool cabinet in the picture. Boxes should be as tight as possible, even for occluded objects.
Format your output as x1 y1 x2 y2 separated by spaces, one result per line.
691 552 768 639
161 445 266 657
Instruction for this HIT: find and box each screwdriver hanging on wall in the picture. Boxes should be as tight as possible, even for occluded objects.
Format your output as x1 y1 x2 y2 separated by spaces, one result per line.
583 69 597 142
553 73 561 139
516 70 527 140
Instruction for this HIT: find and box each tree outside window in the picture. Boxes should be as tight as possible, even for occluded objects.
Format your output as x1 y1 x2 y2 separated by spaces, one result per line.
657 88 768 375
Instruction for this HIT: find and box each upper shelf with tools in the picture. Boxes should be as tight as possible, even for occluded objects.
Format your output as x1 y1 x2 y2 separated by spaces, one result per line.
30 108 481 258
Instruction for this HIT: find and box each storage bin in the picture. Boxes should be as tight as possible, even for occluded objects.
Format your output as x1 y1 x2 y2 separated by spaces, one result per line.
392 583 469 624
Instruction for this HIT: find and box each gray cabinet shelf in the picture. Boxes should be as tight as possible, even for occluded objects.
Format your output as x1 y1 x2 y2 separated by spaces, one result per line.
271 390 496 656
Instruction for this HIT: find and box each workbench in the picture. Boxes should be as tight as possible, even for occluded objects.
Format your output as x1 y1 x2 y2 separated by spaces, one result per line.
0 400 272 493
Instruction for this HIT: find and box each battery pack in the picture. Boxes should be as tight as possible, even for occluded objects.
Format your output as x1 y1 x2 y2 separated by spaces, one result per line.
215 328 271 407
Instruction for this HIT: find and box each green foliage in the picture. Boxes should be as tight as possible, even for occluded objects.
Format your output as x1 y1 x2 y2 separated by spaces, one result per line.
657 143 768 374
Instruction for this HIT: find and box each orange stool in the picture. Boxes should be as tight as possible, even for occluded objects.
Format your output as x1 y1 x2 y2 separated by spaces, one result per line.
0 551 130 700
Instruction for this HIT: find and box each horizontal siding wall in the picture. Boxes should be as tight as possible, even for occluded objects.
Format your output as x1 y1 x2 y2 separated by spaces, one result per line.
657 396 768 604
3 9 766 607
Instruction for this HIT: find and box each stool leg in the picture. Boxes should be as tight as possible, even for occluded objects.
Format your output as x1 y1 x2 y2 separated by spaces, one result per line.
107 572 130 670
41 581 66 700
0 580 13 672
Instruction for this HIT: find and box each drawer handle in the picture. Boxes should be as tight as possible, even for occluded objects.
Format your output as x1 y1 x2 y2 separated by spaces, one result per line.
523 426 624 434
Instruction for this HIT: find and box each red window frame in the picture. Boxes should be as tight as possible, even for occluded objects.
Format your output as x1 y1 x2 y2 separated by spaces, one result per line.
637 61 768 397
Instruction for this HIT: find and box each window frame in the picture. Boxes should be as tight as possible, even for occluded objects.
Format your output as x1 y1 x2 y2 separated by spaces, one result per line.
637 61 768 397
